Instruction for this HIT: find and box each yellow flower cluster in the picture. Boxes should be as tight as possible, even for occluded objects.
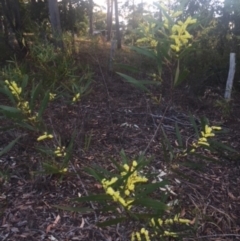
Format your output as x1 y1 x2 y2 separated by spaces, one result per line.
17 100 31 114
179 124 222 157
131 228 151 241
104 185 134 209
150 214 191 227
54 146 66 157
170 16 196 52
5 80 38 123
121 161 148 196
131 214 191 240
5 80 22 99
37 132 53 141
101 160 148 209
193 125 221 149
28 113 38 122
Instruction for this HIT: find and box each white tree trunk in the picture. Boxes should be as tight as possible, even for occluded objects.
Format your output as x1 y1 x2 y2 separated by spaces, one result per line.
224 53 236 100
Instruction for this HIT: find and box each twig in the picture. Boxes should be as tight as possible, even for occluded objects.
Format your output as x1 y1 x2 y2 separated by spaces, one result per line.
124 112 193 126
96 57 114 129
1 233 9 241
143 104 170 154
70 162 98 222
196 233 240 239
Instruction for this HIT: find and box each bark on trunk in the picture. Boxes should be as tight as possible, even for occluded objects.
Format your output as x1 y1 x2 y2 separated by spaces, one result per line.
106 0 113 41
114 0 121 49
0 0 28 56
89 0 93 35
48 0 63 49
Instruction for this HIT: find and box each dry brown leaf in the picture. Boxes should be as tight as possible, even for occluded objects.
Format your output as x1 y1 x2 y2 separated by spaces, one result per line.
53 215 61 225
190 217 196 225
46 224 52 233
228 191 236 200
180 208 186 217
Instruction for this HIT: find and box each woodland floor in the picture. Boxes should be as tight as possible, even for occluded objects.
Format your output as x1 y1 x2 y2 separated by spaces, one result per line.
0 42 240 241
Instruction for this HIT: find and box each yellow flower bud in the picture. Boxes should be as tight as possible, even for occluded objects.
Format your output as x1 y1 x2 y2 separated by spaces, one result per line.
123 164 129 171
106 187 114 196
205 125 212 134
150 218 156 227
59 168 68 173
158 218 163 226
49 93 56 100
132 160 138 167
199 137 207 142
131 232 136 241
136 232 141 241
125 189 130 196
72 93 80 102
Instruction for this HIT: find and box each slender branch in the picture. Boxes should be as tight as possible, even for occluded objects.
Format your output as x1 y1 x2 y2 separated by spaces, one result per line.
195 234 240 239
143 104 171 154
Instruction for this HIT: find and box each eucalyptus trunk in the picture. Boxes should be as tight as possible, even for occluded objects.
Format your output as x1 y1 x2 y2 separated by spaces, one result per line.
89 0 93 35
68 0 75 53
106 0 113 41
48 0 63 49
114 0 121 49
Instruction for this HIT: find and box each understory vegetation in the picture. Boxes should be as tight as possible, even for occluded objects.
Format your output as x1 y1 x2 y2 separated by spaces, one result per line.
0 0 240 240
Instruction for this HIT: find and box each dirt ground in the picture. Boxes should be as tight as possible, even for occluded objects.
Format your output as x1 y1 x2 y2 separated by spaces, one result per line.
0 44 240 241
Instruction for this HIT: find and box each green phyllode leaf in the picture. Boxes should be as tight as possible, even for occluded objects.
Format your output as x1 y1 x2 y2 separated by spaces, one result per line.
37 90 50 119
0 105 22 119
0 136 21 156
97 217 127 227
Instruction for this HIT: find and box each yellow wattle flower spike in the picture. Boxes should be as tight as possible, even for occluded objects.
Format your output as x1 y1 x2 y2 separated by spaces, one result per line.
205 125 212 134
163 231 178 237
172 11 182 18
37 132 53 141
212 126 222 130
131 232 136 241
198 141 209 146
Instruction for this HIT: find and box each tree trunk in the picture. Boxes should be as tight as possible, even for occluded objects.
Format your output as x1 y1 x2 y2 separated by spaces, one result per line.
62 0 68 30
47 0 63 49
68 0 75 53
89 0 93 35
0 0 28 56
106 0 113 41
114 0 121 49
